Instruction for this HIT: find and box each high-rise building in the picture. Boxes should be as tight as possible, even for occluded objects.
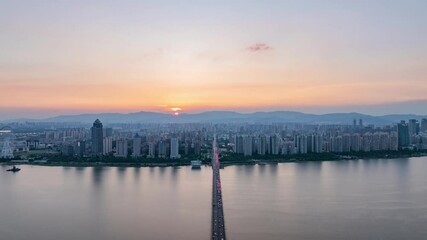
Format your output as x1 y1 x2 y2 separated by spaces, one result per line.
170 137 180 159
103 136 113 155
193 141 201 155
148 142 156 158
91 119 103 155
132 137 142 157
243 135 253 156
314 135 323 153
75 140 86 157
295 135 307 154
361 133 372 152
371 132 381 151
115 139 128 158
421 118 427 133
335 136 343 152
350 134 361 152
379 133 390 151
390 132 399 151
308 135 322 153
397 121 410 148
233 135 244 154
258 135 267 155
158 140 168 158
342 134 351 152
408 119 419 136
270 135 280 155
265 135 271 154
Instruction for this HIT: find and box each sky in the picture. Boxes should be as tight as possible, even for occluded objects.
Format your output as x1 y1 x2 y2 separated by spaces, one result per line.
1 0 427 119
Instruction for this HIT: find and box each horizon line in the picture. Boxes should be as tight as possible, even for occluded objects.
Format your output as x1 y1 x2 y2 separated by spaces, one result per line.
1 109 427 123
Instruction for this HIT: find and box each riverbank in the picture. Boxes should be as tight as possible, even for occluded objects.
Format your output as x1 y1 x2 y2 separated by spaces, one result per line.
220 150 427 166
2 150 427 168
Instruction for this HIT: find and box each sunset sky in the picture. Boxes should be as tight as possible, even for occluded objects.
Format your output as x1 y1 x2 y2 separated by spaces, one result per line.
1 0 427 119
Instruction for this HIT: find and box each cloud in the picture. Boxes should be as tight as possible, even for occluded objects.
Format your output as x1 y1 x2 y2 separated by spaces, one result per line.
246 43 273 52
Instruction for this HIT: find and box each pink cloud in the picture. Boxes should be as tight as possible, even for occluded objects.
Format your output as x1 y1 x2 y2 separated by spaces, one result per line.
246 43 273 52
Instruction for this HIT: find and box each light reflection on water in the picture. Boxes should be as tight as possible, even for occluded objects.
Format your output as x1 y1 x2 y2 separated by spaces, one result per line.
1 157 427 240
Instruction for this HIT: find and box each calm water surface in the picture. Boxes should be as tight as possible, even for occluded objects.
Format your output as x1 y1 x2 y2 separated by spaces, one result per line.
1 157 427 240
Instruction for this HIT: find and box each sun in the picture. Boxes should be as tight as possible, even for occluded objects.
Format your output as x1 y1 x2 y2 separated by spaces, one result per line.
170 107 182 116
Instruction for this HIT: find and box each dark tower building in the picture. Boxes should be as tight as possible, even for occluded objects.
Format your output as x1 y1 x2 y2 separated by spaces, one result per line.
91 119 103 155
421 118 427 133
397 121 410 148
408 119 419 136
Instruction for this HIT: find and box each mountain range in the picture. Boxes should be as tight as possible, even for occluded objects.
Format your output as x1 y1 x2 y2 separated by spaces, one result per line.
3 111 426 125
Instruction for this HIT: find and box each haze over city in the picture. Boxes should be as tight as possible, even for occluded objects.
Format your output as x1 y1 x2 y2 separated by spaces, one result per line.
1 0 427 119
3 1 427 240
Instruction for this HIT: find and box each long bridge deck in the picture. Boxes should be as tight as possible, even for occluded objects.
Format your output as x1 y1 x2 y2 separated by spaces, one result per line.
211 136 226 240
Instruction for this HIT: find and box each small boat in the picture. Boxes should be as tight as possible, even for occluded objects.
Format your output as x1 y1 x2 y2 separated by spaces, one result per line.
191 160 202 169
6 166 21 172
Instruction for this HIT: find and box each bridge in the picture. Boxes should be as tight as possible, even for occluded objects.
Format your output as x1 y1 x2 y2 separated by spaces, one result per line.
211 136 226 240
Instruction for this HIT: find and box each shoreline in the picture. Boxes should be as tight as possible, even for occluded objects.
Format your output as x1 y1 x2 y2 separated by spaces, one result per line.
2 152 427 168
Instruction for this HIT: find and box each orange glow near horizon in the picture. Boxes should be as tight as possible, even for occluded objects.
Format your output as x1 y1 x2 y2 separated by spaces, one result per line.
1 1 427 118
1 77 424 114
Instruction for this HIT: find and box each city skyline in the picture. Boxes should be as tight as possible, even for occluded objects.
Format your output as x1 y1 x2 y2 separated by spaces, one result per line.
2 0 427 119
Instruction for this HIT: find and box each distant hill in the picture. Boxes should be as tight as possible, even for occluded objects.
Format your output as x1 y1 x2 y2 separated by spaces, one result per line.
20 111 424 125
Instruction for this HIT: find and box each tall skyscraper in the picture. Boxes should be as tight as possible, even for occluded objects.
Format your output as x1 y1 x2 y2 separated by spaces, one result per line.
295 135 307 154
361 133 372 152
421 118 427 133
371 132 381 151
270 135 280 155
350 134 361 152
390 132 399 151
313 135 323 153
132 135 142 157
243 135 253 156
233 135 244 154
170 137 180 159
158 140 167 158
397 121 410 148
342 134 351 152
75 141 86 157
103 136 113 155
408 119 419 136
91 119 103 155
257 135 267 155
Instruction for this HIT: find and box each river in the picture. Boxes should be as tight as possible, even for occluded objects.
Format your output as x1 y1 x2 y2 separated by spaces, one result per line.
1 157 427 239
